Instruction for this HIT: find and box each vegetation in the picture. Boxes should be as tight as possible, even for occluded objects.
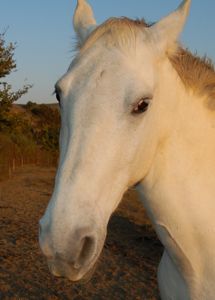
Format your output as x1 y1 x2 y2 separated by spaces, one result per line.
0 33 60 179
0 102 60 176
0 32 31 120
25 102 60 151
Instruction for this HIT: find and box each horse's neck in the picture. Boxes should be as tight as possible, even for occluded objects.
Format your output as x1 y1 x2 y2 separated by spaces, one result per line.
138 58 215 289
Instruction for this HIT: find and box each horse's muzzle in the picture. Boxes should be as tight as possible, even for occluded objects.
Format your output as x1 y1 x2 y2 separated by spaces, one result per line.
39 219 105 281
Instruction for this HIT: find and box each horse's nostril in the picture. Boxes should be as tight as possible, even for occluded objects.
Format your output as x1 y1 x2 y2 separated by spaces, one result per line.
76 236 96 267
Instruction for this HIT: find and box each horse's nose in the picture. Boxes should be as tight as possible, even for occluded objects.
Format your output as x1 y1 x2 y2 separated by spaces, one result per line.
39 220 97 270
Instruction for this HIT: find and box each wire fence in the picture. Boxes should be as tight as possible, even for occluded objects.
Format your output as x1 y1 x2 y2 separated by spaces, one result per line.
0 146 58 182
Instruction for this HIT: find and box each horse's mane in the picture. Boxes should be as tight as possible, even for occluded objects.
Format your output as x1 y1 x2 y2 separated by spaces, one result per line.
169 48 215 101
79 17 215 101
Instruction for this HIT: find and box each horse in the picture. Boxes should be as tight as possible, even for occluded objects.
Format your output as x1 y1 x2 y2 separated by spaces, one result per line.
39 0 215 299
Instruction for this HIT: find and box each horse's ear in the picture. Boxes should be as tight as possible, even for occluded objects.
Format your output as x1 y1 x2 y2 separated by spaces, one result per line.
73 0 97 46
149 0 191 53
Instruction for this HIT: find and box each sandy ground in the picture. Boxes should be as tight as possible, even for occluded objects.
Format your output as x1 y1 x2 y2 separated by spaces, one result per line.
0 166 163 299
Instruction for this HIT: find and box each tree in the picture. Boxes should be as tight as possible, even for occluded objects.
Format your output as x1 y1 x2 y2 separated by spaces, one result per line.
0 32 31 115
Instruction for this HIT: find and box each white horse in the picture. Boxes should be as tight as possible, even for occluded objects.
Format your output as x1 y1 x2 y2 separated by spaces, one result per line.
39 0 215 299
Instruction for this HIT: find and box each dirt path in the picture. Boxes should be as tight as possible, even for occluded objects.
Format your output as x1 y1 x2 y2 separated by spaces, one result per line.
0 166 162 299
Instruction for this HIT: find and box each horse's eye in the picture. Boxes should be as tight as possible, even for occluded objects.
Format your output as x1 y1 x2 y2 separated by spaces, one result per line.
132 98 151 114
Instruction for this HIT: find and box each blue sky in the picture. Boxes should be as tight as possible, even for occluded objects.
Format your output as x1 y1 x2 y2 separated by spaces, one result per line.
1 0 215 104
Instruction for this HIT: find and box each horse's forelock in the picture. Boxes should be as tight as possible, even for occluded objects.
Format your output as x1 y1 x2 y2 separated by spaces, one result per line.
77 17 149 52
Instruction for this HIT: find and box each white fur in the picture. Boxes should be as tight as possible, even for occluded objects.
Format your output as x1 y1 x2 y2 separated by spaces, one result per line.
40 0 215 298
